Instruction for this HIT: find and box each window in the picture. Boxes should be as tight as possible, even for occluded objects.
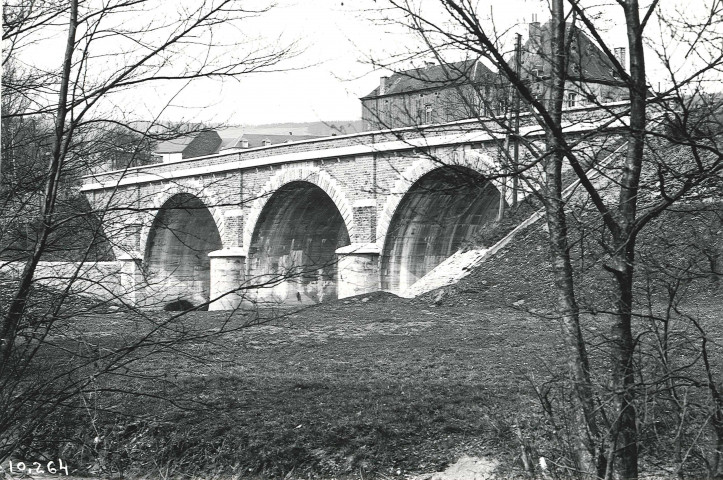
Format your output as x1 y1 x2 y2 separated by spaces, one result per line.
425 104 433 123
567 92 578 107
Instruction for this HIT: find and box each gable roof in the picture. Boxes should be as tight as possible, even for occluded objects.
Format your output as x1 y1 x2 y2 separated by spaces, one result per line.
362 59 497 99
153 135 196 154
153 130 222 158
524 21 625 85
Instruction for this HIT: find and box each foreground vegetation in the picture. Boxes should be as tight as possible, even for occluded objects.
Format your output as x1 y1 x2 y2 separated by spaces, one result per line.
7 205 720 479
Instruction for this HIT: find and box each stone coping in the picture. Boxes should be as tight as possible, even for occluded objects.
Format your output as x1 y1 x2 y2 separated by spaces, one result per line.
335 243 381 255
208 247 249 258
81 108 632 192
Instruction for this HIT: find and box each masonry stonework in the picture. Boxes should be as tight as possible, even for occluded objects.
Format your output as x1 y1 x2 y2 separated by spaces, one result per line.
82 105 628 310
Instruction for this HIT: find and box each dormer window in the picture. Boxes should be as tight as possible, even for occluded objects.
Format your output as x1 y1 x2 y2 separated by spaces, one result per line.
567 92 578 107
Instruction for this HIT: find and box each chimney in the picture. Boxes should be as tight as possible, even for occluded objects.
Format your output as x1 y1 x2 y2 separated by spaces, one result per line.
379 76 388 96
614 47 626 71
529 14 541 47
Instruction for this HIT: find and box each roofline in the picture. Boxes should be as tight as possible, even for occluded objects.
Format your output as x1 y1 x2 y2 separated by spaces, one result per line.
360 78 500 101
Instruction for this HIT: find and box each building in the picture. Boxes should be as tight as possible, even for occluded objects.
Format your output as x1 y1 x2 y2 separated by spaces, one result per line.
521 19 628 107
218 132 322 154
361 20 628 132
152 130 222 163
360 59 501 131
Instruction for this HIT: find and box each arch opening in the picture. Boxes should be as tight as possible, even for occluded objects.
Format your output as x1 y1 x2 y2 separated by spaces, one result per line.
248 181 350 305
381 166 501 294
143 193 222 308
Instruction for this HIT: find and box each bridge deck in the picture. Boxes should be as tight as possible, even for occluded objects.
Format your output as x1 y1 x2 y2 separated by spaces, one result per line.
81 103 629 192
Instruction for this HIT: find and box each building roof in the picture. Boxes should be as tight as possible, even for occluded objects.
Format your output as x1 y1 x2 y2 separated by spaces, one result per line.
362 59 497 99
221 133 323 150
152 130 222 158
153 135 196 154
524 21 625 85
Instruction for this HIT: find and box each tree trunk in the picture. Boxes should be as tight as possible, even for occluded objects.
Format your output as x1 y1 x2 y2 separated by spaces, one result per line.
0 0 78 368
604 1 650 477
607 250 639 480
541 2 602 476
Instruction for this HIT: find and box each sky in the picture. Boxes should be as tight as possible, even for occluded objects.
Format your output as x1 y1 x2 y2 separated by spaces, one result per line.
102 0 562 126
12 0 712 127
190 0 556 125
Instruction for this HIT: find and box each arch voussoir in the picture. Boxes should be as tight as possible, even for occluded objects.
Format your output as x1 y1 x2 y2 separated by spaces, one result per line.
242 167 356 250
139 184 225 259
376 150 497 251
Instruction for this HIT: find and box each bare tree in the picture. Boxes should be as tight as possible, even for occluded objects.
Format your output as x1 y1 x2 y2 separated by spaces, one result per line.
0 0 300 465
368 1 722 478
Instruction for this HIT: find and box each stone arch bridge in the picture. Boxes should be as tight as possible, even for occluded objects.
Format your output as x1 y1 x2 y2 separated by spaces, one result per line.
81 106 625 310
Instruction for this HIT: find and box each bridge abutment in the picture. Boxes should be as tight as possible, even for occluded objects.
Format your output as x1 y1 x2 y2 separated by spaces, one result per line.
208 248 247 311
118 252 143 306
336 244 381 298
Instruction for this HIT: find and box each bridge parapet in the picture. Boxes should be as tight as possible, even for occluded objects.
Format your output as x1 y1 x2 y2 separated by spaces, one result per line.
81 102 630 190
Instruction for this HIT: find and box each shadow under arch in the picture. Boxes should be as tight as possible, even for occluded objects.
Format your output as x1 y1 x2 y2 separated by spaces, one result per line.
247 181 351 305
143 193 222 308
381 166 501 294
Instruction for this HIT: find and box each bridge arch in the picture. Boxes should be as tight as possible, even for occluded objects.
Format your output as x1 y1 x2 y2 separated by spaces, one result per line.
378 152 502 294
142 191 223 308
243 167 355 249
139 182 225 257
244 168 354 304
376 150 498 246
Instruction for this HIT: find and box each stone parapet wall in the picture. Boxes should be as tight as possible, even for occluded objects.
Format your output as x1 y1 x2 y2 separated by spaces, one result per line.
1 261 126 301
82 103 630 188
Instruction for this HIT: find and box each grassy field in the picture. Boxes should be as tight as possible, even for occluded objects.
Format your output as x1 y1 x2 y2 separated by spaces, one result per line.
8 208 722 479
46 284 719 479
39 291 564 478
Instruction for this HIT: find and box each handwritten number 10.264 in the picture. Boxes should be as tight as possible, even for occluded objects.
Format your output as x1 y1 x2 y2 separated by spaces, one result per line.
8 459 70 475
